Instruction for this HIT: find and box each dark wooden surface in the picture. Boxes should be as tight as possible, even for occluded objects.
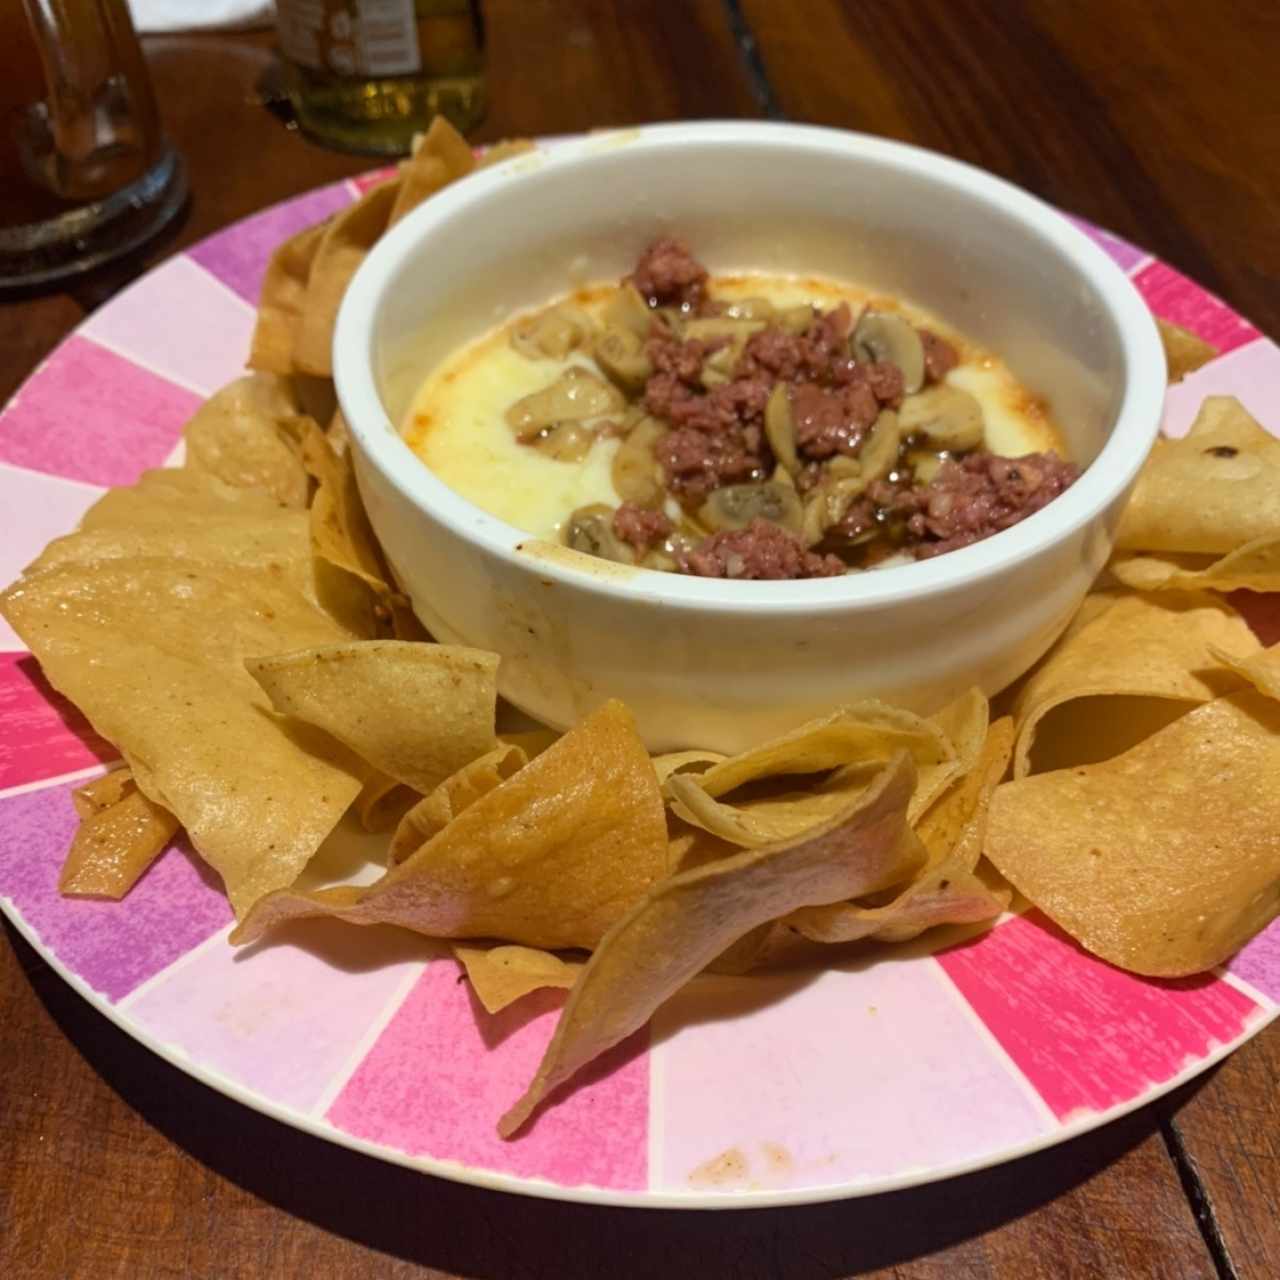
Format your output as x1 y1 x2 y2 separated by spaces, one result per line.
2 3 1278 1276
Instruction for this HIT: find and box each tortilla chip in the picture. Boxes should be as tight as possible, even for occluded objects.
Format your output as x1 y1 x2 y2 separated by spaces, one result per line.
785 718 1014 945
986 689 1280 976
388 154 451 227
665 697 961 848
476 138 535 169
182 375 311 508
498 753 920 1136
247 641 499 796
1116 397 1280 555
29 468 316 597
231 700 668 951
666 768 888 854
389 740 527 861
929 686 990 779
1209 641 1280 701
1 551 364 917
326 406 352 456
1112 536 1280 595
1157 318 1218 383
71 767 132 818
453 944 581 1014
417 114 476 178
61 770 180 898
499 727 559 758
354 770 416 833
690 702 950 798
297 421 393 592
388 116 475 225
652 749 726 785
1012 591 1257 776
294 179 399 376
249 221 328 373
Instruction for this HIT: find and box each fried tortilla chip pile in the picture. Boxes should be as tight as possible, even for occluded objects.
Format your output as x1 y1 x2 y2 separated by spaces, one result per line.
1113 396 1280 593
5 118 1280 1138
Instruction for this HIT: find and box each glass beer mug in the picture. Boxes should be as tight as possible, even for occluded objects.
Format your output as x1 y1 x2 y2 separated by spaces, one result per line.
0 0 186 288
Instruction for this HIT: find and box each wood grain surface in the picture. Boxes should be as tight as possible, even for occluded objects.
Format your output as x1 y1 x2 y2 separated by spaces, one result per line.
2 3 1278 1277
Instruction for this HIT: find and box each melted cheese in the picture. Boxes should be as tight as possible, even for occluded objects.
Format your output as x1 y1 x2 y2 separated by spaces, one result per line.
403 275 1064 540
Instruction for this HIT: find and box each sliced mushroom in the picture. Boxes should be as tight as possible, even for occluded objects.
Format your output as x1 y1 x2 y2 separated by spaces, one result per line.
521 421 596 462
800 491 829 546
654 306 687 335
640 547 678 572
562 504 636 564
856 409 902 486
681 317 767 344
685 318 765 388
796 446 879 545
594 326 653 393
777 304 816 335
907 449 944 485
764 383 799 474
698 482 803 533
898 385 985 451
509 305 596 360
505 367 623 435
853 311 926 393
772 462 798 491
612 415 668 507
603 284 658 339
826 455 862 481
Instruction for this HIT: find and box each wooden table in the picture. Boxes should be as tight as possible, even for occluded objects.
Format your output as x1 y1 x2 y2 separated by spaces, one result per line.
4 3 1279 1275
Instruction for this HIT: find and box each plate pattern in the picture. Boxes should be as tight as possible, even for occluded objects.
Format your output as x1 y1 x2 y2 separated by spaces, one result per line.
2 175 1279 1207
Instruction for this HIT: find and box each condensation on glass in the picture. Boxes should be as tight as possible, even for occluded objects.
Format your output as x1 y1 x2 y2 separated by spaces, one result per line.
276 0 486 155
0 0 186 288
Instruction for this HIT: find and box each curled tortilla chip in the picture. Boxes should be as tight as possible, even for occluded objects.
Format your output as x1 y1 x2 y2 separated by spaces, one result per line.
1012 591 1257 776
182 375 311 508
1116 397 1280 555
389 117 474 225
1112 535 1280 595
232 700 668 951
1 542 365 917
986 689 1280 977
389 154 450 227
499 726 559 758
691 702 950 799
249 221 328 373
61 770 180 898
247 641 499 796
71 767 132 818
498 753 920 1136
454 944 581 1014
354 770 416 834
666 698 959 848
389 740 528 862
294 179 399 376
1157 318 1218 383
297 420 400 609
1209 641 1280 701
785 718 1014 945
652 749 726 786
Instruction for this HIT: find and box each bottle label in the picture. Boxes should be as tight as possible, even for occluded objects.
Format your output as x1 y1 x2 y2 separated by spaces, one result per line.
279 0 422 78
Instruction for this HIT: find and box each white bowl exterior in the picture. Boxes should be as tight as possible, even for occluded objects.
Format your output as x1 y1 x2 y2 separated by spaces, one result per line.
336 123 1165 753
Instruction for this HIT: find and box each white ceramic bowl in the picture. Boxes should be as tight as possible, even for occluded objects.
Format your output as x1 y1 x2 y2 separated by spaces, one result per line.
335 122 1165 753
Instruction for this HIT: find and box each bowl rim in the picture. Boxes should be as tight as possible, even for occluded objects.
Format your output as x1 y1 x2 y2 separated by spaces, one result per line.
334 120 1165 616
